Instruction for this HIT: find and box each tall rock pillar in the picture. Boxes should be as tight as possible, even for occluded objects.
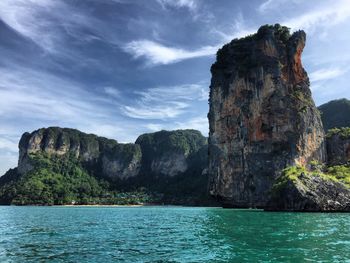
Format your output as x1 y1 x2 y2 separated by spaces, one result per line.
208 24 325 207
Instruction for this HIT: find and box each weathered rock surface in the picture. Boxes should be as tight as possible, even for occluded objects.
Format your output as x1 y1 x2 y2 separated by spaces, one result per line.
318 98 350 131
208 24 326 208
266 173 350 211
135 129 207 177
2 127 212 206
326 128 350 165
18 127 141 180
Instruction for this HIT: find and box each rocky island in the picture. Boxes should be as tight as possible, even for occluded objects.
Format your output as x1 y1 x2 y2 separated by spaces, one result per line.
208 24 350 211
0 128 211 206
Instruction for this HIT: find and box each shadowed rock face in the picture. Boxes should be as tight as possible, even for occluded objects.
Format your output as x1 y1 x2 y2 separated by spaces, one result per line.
208 24 325 208
326 129 350 165
135 129 207 177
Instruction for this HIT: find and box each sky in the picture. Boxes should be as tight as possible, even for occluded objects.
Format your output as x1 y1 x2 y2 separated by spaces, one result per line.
1 0 350 175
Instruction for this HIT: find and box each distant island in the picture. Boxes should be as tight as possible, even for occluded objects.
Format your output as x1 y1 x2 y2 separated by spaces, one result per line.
0 128 213 206
1 24 350 211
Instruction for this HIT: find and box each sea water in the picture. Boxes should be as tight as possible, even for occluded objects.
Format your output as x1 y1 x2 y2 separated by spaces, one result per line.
0 206 349 262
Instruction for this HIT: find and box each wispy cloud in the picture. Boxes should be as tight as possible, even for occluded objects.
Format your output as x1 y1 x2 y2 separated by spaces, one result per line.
104 87 121 98
0 135 21 175
173 116 208 136
121 84 208 119
123 40 217 65
157 0 197 11
0 0 108 61
282 0 350 32
211 12 255 43
0 150 18 175
309 67 348 83
258 0 300 13
0 0 59 53
0 64 147 151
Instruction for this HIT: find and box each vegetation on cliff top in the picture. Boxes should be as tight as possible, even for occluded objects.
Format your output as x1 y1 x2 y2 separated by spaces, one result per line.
271 163 350 196
214 24 291 71
318 98 350 131
326 127 350 139
0 153 153 205
0 128 212 206
136 129 206 156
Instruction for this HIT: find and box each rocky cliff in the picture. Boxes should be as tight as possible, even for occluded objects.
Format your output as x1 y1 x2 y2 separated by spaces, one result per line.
326 128 350 165
18 127 142 180
318 99 350 131
0 127 211 205
208 24 326 208
135 130 207 177
266 166 350 211
132 129 209 205
265 167 350 212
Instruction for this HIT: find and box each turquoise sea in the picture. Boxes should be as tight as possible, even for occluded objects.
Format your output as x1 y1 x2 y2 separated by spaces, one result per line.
0 206 349 262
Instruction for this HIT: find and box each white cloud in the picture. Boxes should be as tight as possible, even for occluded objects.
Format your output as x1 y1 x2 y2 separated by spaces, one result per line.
0 0 58 52
123 40 217 65
121 84 208 119
0 0 104 57
174 116 208 136
0 64 145 144
123 102 187 119
0 137 18 152
258 0 301 13
282 0 350 32
157 0 197 11
0 151 18 176
309 67 348 83
104 87 120 98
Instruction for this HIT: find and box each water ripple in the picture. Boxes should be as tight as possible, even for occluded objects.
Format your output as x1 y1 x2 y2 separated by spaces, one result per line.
0 206 350 262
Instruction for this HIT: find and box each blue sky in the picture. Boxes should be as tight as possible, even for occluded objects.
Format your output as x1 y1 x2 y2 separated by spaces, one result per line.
1 0 350 175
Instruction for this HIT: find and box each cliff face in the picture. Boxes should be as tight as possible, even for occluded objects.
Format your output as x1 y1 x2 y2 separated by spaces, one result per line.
318 99 350 131
266 172 350 211
18 127 141 180
208 24 325 207
326 128 350 165
135 130 207 177
1 127 212 206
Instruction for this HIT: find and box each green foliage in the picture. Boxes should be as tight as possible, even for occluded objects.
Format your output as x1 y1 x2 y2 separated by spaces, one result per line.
0 153 152 205
257 24 291 42
325 165 350 187
271 166 307 195
318 98 350 131
271 163 350 198
1 127 212 206
136 130 207 174
309 160 325 173
326 127 350 139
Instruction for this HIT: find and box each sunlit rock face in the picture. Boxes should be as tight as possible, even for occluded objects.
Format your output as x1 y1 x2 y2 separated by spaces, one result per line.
17 127 141 180
208 24 325 208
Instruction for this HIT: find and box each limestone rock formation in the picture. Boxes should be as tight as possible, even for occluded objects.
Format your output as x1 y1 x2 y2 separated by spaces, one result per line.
318 99 350 131
1 127 211 205
135 129 207 177
266 171 350 211
326 128 350 165
18 127 141 180
208 24 325 208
